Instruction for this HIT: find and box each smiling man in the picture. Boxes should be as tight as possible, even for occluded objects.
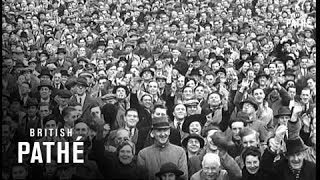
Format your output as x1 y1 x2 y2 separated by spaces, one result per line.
137 116 188 180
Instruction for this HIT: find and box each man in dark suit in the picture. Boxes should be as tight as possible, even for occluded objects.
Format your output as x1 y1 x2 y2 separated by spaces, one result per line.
101 85 130 130
108 108 140 146
55 47 72 72
70 77 98 123
51 89 72 126
37 80 57 107
130 92 153 130
135 105 181 154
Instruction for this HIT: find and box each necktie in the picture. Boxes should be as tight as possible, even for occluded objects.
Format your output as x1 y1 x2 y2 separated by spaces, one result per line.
130 128 134 138
79 97 82 105
177 122 181 131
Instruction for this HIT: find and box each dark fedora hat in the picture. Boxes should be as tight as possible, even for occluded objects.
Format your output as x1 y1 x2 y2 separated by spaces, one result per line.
182 114 206 133
112 85 129 95
284 68 296 77
151 116 170 129
38 80 53 90
240 95 259 111
155 162 184 178
139 67 154 77
56 47 67 54
210 131 235 151
182 133 205 149
76 77 89 87
275 106 291 118
56 89 72 98
285 137 308 156
256 72 270 80
26 98 39 107
38 69 53 79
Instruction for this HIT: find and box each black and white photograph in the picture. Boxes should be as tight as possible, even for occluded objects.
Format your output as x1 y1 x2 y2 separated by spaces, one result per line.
1 0 316 179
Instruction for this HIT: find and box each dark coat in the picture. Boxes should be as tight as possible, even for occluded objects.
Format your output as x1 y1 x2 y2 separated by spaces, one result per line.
70 94 99 123
261 148 316 180
135 126 182 154
130 93 152 130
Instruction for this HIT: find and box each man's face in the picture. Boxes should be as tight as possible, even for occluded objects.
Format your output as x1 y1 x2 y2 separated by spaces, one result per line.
40 87 51 99
231 122 244 140
195 86 204 99
160 173 176 180
307 79 315 89
253 89 265 104
300 89 311 104
28 106 38 117
76 84 86 95
278 115 290 126
39 105 51 118
21 83 31 95
153 128 170 145
187 105 198 116
116 88 127 99
141 95 153 109
125 110 139 128
269 64 276 74
65 111 78 124
205 75 215 86
115 129 130 146
242 133 259 148
187 138 201 153
207 93 221 107
12 166 28 180
44 120 57 131
242 103 255 115
74 122 89 138
288 151 305 170
53 73 61 84
90 106 101 119
287 87 296 99
202 160 220 180
183 87 193 100
173 104 187 119
148 82 158 95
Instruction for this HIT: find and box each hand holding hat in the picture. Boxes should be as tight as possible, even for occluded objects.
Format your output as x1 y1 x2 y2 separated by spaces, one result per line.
275 125 287 142
269 137 281 153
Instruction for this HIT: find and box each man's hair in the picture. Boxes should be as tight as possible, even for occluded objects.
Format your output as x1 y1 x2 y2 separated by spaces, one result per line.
152 104 168 114
202 153 221 167
239 127 259 141
140 93 153 102
62 107 76 119
68 101 81 107
125 108 138 116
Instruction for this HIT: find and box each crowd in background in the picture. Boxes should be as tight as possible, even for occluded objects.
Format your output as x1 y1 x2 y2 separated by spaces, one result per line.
1 0 316 179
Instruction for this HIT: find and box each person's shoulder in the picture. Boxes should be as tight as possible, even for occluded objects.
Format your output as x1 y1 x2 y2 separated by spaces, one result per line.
304 159 316 169
169 143 185 152
190 170 201 180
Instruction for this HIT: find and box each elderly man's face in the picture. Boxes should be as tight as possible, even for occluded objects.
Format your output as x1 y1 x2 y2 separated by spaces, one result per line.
202 159 221 180
115 129 130 146
288 151 305 170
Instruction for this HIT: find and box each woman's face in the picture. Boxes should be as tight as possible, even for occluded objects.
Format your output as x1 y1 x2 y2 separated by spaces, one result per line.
187 138 201 154
189 121 202 135
245 155 260 174
118 145 134 165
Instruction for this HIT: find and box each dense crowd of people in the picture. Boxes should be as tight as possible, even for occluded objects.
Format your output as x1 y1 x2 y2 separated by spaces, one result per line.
1 0 316 179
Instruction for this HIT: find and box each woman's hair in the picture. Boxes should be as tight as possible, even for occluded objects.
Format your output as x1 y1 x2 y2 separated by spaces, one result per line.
241 146 261 164
116 141 136 156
